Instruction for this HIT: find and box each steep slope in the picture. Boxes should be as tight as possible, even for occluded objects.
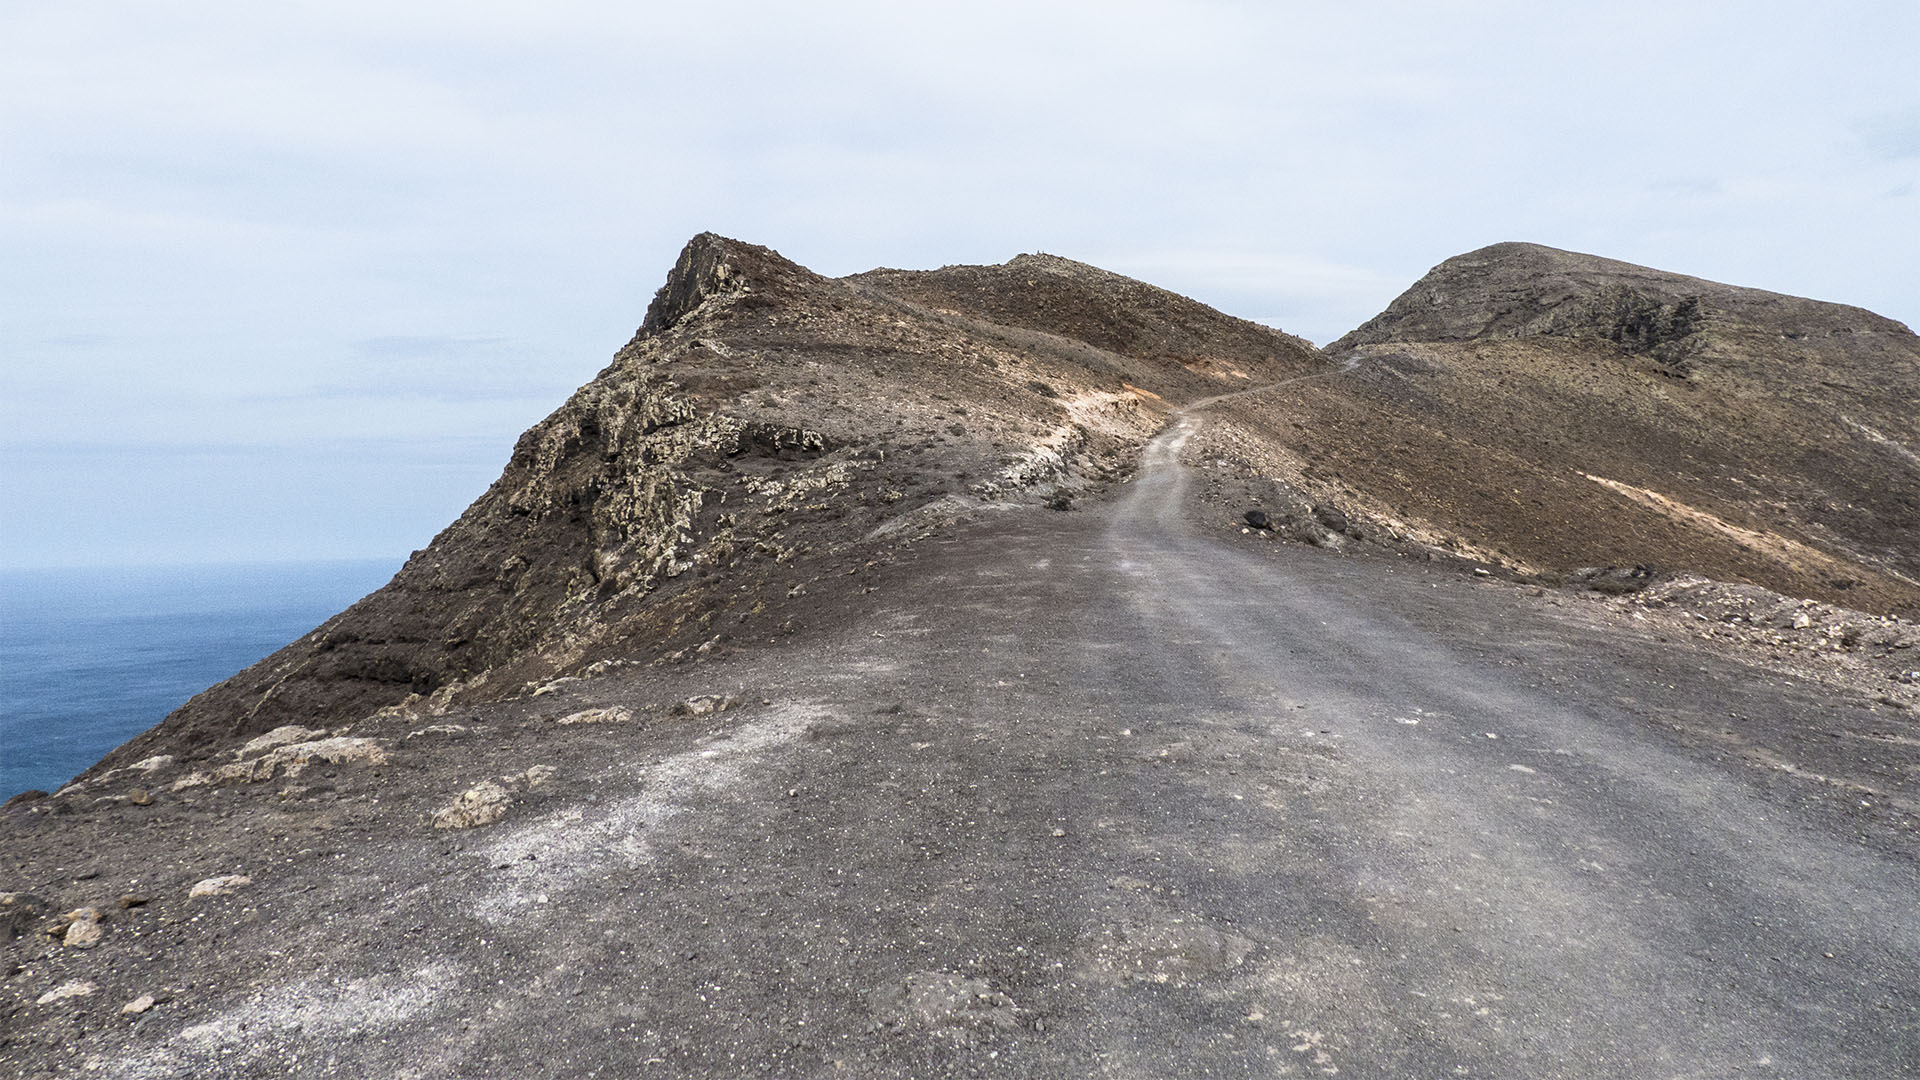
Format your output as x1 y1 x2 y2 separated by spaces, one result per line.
1193 242 1920 615
91 234 1322 774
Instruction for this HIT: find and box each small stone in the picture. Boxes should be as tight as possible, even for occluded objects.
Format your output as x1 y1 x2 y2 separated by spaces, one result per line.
37 980 97 1005
127 788 154 806
63 914 104 948
673 694 739 718
519 765 557 789
122 994 156 1015
118 894 150 909
432 781 512 829
189 874 253 899
1051 828 1067 838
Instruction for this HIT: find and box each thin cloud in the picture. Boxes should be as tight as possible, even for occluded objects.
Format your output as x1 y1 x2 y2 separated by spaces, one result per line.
1860 109 1920 161
352 335 510 358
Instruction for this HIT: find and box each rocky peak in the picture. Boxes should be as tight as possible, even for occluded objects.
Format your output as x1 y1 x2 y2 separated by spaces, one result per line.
639 233 816 336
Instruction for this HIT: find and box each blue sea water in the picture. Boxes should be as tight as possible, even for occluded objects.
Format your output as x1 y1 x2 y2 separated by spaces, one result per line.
0 559 402 800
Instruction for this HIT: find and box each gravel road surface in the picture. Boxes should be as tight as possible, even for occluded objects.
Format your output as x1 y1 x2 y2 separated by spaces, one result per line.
65 413 1920 1079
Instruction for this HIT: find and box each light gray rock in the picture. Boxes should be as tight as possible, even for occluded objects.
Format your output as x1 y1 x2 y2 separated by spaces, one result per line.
36 980 97 1005
61 907 104 948
432 781 513 829
189 874 253 899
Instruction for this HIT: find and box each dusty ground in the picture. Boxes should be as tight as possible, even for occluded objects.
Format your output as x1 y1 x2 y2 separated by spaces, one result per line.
5 408 1915 1078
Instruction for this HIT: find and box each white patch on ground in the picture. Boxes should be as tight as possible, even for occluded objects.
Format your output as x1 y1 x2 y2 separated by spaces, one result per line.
106 962 460 1079
470 703 822 924
1580 473 1851 576
869 971 1019 1038
1840 415 1920 471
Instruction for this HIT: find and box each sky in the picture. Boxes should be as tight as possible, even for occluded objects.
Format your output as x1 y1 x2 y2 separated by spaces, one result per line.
3 0 1916 569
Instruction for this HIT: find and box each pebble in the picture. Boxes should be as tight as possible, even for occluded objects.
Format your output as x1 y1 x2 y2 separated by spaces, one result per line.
60 907 104 948
122 994 156 1015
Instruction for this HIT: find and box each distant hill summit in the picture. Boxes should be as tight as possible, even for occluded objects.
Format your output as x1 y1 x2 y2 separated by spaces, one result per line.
1333 241 1915 357
1205 242 1920 615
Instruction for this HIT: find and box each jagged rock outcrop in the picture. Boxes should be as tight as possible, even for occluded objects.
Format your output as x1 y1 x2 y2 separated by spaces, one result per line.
93 234 1320 773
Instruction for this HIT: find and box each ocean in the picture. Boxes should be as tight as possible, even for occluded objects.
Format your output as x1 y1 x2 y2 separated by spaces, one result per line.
0 558 402 800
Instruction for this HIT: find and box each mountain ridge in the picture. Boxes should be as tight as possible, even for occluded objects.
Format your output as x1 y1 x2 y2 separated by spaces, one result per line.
87 233 1321 774
65 233 1920 783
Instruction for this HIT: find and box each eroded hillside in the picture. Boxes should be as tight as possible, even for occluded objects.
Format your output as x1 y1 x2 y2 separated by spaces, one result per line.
1191 242 1920 616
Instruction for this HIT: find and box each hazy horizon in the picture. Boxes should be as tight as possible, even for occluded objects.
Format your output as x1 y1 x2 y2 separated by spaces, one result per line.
5 1 1916 569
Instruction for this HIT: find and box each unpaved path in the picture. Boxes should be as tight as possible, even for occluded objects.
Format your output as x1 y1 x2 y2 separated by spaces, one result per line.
12 414 1918 1079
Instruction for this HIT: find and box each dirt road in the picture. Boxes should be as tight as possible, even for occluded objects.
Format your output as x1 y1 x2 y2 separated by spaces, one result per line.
33 414 1920 1079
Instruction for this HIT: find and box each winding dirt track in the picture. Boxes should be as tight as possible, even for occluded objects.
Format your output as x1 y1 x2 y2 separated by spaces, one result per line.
90 413 1919 1079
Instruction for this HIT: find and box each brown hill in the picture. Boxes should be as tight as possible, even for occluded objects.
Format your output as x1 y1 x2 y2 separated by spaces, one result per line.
85 237 1920 780
93 235 1322 772
1194 242 1920 615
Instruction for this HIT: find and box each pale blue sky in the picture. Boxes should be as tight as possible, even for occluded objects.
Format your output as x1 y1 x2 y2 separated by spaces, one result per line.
4 1 1916 567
